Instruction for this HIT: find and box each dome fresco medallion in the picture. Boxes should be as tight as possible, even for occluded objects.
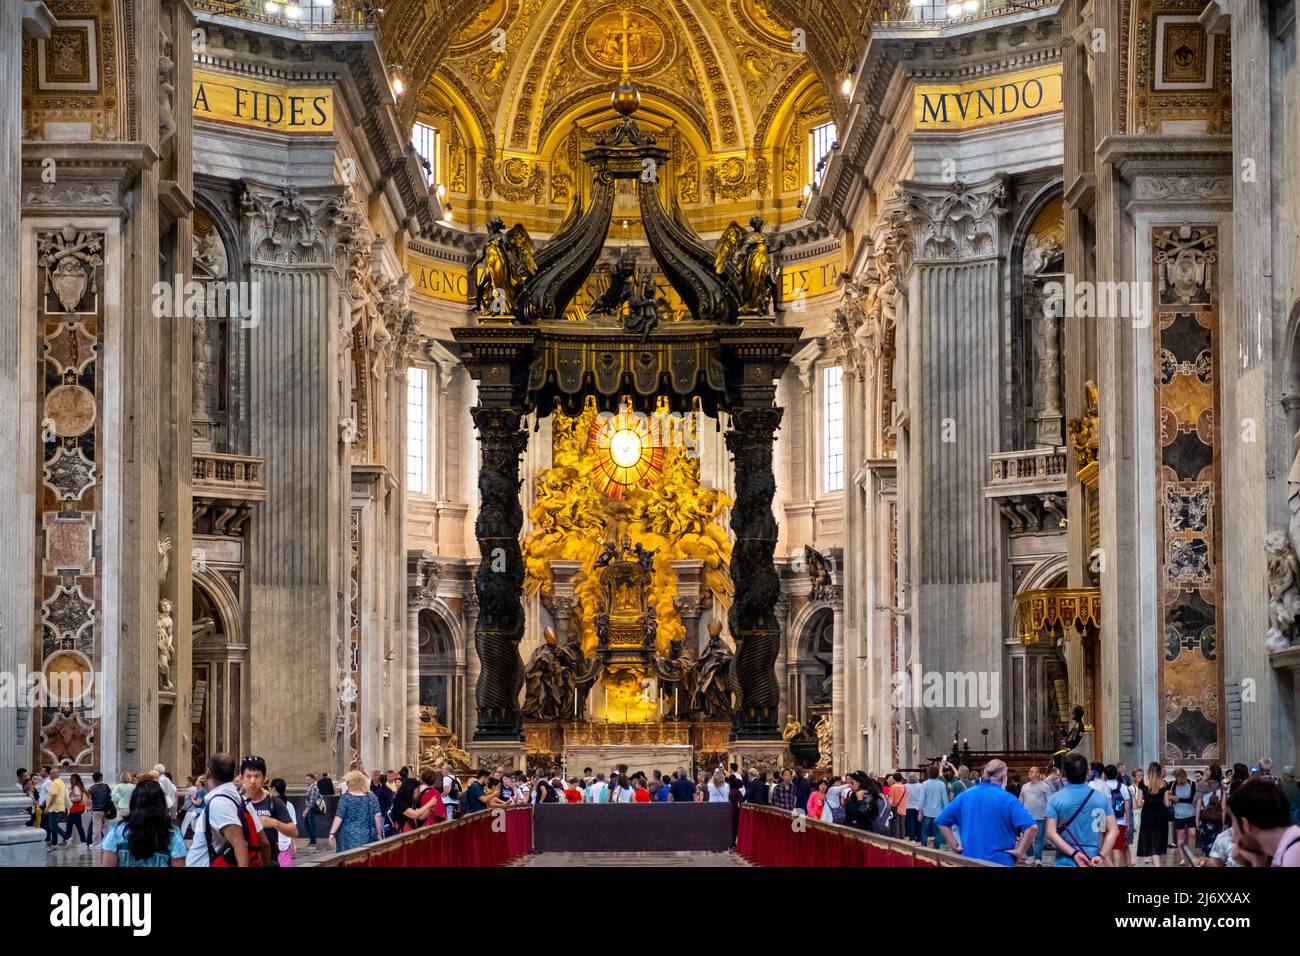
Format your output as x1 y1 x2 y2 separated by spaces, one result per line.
576 7 673 76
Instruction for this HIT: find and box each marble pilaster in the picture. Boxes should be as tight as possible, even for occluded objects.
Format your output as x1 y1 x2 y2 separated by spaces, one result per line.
0 1 52 868
240 182 351 778
893 175 1009 756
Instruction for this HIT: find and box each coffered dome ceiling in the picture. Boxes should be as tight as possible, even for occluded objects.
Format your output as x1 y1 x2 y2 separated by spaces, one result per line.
382 0 873 232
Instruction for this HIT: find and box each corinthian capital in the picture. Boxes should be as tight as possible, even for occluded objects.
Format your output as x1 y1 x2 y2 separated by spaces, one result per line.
891 175 1008 263
239 181 366 267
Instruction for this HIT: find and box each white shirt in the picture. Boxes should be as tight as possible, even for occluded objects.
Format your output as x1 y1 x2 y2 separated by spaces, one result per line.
615 786 635 804
157 773 178 810
38 777 51 804
585 781 609 803
441 775 459 805
1094 779 1132 824
278 801 297 852
185 782 264 867
708 781 730 803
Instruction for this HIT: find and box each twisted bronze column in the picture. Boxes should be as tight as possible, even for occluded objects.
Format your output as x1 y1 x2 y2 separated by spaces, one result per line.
470 406 529 740
726 405 784 738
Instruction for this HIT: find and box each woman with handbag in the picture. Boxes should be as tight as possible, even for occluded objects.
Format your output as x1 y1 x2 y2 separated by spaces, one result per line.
62 773 90 848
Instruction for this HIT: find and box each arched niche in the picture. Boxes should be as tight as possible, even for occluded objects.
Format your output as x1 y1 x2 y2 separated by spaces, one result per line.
418 603 466 738
787 603 833 730
1009 182 1066 449
191 202 240 450
190 568 244 778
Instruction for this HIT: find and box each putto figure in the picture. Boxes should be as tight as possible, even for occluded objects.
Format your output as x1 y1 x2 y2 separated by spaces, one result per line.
715 216 779 316
471 217 537 318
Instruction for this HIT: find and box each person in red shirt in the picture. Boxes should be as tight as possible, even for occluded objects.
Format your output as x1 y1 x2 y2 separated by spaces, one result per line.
807 778 828 821
632 779 652 803
416 768 447 825
564 778 583 804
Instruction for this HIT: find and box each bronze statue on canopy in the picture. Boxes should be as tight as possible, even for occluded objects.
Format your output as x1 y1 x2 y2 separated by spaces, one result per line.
471 217 537 317
716 216 780 316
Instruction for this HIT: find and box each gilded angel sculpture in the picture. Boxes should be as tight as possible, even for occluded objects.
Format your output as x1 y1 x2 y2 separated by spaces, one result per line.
471 217 537 318
716 216 779 316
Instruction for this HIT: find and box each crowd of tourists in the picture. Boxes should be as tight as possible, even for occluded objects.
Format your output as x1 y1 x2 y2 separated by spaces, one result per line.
473 752 1300 869
18 755 303 867
881 753 1300 868
16 750 1299 868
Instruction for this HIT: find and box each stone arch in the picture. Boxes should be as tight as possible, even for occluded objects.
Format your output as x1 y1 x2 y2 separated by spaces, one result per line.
416 598 468 738
787 603 833 728
411 595 465 665
190 566 244 776
192 565 241 645
1009 179 1066 449
1017 556 1070 594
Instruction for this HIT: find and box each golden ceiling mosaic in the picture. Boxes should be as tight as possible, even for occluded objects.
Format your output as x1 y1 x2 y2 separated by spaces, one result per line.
416 0 841 230
384 0 867 125
433 0 821 153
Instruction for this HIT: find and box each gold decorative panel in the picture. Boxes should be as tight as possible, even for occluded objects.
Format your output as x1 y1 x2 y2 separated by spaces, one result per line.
22 1 125 140
1152 225 1223 763
1127 0 1232 135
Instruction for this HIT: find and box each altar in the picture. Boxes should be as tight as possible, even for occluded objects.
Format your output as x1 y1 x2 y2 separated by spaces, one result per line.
524 719 733 776
564 745 693 776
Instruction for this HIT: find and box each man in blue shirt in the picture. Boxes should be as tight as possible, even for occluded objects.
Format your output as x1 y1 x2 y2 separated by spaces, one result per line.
1045 753 1117 866
462 770 488 814
935 759 1037 865
916 764 950 848
668 769 696 802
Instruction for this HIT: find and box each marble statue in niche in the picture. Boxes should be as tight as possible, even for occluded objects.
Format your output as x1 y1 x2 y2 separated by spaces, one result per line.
1270 435 1300 652
1265 531 1300 652
158 597 175 690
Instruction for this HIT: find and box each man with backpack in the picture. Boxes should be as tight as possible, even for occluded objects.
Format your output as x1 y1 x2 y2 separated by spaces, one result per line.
1097 764 1133 866
1045 753 1118 867
186 752 271 867
440 763 462 819
935 759 1037 865
241 756 297 866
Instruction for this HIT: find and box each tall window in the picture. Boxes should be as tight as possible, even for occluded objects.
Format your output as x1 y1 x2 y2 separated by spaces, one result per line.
810 121 837 188
822 365 844 493
412 122 442 188
407 366 429 495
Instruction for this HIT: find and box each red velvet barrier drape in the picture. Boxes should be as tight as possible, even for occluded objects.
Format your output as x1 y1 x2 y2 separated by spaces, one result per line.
736 806 981 867
326 807 533 868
